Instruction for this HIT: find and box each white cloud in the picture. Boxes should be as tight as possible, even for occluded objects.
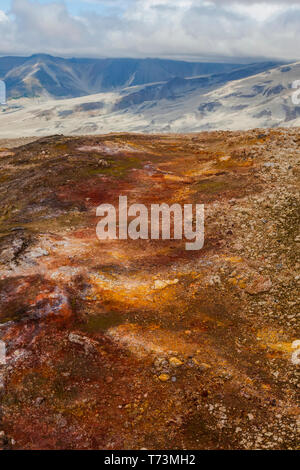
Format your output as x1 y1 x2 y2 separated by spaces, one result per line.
226 3 285 22
0 0 300 60
0 10 9 22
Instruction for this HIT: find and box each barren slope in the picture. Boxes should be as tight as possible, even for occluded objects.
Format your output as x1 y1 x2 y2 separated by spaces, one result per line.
0 129 299 450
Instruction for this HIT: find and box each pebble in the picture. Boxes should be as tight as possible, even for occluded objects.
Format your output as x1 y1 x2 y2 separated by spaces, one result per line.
169 357 183 367
158 374 170 382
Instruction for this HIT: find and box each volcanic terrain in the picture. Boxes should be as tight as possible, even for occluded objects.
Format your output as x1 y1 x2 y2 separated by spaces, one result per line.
0 129 299 450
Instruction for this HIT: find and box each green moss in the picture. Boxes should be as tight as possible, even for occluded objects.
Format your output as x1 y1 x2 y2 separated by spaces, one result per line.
55 351 104 381
20 372 52 400
25 211 90 233
0 300 28 323
81 311 124 333
82 156 143 179
54 143 69 152
195 179 230 194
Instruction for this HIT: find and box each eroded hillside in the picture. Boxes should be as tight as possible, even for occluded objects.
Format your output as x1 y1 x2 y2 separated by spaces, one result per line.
0 129 299 450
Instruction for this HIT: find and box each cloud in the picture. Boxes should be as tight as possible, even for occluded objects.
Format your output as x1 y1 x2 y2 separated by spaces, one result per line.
0 0 300 60
0 10 9 22
211 1 300 4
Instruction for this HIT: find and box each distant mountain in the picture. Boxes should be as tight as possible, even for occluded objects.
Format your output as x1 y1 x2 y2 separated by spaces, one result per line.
1 58 298 137
127 61 300 133
114 62 280 110
112 61 300 133
0 54 254 99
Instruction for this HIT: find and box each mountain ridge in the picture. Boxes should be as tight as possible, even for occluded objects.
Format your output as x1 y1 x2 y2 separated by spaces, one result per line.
1 58 298 137
0 54 258 99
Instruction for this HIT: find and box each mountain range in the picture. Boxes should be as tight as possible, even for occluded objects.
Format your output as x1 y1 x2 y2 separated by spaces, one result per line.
0 54 256 99
1 54 300 136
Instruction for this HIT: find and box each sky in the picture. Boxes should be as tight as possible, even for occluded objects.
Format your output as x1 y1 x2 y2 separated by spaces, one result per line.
1 0 300 61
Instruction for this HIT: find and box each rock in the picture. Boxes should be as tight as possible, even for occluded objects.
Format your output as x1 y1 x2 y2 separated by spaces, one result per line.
0 371 5 390
98 159 111 168
169 357 184 367
153 357 169 371
0 341 6 365
27 247 49 259
0 236 27 265
196 361 211 371
10 227 25 232
263 162 275 168
153 279 179 290
158 373 170 382
245 276 272 295
68 332 97 353
35 397 45 406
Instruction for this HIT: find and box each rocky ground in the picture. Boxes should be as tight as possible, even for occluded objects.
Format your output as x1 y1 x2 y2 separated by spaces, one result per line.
0 129 299 450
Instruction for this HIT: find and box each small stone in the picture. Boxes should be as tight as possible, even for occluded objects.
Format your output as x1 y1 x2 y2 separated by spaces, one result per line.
0 341 6 366
153 279 179 290
193 359 211 371
98 159 110 168
245 276 272 295
158 373 170 382
263 162 275 168
35 397 45 406
169 357 184 367
29 247 49 259
68 332 96 353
